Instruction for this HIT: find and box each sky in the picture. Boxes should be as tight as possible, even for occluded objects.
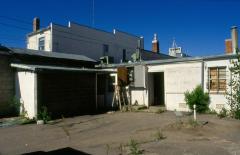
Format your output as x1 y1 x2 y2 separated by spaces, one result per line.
0 0 239 56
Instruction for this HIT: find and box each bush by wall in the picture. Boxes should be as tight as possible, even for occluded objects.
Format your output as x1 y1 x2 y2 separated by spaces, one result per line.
184 85 210 113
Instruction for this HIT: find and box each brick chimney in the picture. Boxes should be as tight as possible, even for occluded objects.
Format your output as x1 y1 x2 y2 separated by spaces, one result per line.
152 33 160 53
225 39 233 54
231 26 238 53
33 17 40 32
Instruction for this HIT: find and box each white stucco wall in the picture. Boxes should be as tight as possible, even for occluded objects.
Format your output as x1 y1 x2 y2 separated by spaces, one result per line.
131 58 236 112
131 89 148 106
15 71 37 119
148 62 202 111
27 29 52 51
203 59 232 112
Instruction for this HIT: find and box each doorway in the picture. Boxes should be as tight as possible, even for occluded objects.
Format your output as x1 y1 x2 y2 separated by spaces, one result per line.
149 72 165 106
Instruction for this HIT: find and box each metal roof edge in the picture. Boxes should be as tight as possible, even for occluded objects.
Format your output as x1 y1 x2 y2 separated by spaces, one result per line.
99 53 238 68
11 63 116 73
9 47 97 62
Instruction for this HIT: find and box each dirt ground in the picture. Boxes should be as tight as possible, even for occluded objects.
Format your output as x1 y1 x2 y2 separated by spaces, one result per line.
0 111 240 155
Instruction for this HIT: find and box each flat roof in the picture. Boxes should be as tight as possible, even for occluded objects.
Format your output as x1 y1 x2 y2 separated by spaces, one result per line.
98 53 237 68
3 46 96 62
11 63 115 73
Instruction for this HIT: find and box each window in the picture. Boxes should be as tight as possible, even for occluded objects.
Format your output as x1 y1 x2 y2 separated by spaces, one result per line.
102 44 109 56
122 49 126 62
209 67 226 92
38 37 45 50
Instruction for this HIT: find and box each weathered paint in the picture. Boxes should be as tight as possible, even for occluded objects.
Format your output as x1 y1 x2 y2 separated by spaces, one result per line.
15 71 37 118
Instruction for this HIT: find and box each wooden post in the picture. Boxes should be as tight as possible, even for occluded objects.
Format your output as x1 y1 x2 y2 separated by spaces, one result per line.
193 104 196 121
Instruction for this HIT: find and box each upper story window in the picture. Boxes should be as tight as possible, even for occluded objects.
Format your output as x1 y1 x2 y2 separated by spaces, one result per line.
208 67 226 92
38 37 45 51
103 44 109 56
122 49 126 62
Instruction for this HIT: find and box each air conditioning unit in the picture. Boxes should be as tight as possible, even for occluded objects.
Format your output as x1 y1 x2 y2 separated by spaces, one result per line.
100 56 114 64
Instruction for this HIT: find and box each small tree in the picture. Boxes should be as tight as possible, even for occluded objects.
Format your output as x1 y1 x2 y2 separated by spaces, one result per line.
226 48 240 119
184 85 210 113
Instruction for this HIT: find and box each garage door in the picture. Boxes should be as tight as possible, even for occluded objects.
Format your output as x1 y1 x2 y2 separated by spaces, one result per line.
38 71 96 118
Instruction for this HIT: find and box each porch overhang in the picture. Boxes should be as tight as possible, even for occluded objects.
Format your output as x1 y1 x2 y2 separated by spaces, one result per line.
11 63 116 73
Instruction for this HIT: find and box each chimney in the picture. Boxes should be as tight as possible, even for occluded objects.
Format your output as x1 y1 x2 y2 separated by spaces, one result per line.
33 17 40 32
225 39 233 54
152 33 160 53
231 26 238 53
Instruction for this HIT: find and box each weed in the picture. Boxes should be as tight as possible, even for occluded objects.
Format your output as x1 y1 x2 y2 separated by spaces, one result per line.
106 144 110 155
20 118 36 125
137 105 148 111
37 106 51 123
188 118 199 128
156 108 165 114
118 143 124 155
128 139 143 155
206 109 217 115
154 129 166 141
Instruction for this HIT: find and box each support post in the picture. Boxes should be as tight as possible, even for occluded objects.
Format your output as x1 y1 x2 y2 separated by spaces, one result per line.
193 104 196 121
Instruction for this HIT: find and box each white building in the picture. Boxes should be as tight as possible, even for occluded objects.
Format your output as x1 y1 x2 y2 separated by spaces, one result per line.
27 18 144 63
105 26 239 112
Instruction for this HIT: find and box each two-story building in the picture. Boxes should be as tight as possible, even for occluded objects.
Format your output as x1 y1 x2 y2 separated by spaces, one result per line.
27 18 144 63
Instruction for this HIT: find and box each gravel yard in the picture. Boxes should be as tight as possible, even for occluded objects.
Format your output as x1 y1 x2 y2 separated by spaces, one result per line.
0 111 240 155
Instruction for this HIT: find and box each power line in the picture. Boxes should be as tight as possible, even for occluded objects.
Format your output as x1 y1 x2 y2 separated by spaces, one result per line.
0 18 139 51
0 15 32 25
0 22 31 31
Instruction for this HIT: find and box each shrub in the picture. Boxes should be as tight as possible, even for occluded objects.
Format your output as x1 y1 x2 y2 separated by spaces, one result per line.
234 109 240 119
217 108 228 118
37 106 51 123
184 85 210 113
226 48 240 119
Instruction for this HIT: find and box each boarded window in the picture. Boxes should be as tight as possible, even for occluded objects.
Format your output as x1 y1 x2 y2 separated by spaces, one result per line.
209 67 226 92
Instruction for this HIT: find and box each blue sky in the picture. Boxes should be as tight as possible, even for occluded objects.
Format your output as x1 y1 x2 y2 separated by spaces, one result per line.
0 0 239 56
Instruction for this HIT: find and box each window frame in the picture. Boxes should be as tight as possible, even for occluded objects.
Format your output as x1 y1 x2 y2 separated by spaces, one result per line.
38 37 45 51
122 49 126 62
208 66 227 93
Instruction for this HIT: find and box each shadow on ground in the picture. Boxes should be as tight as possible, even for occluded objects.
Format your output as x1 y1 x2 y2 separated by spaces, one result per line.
22 147 91 155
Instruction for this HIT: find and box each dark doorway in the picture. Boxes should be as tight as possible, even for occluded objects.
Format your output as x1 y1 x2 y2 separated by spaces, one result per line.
152 72 164 106
38 71 96 119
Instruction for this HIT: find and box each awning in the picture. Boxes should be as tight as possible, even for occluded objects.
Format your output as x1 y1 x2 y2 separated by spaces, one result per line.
11 63 116 73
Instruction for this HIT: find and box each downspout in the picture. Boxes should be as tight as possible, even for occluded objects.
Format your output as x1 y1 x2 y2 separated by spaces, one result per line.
201 60 205 89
